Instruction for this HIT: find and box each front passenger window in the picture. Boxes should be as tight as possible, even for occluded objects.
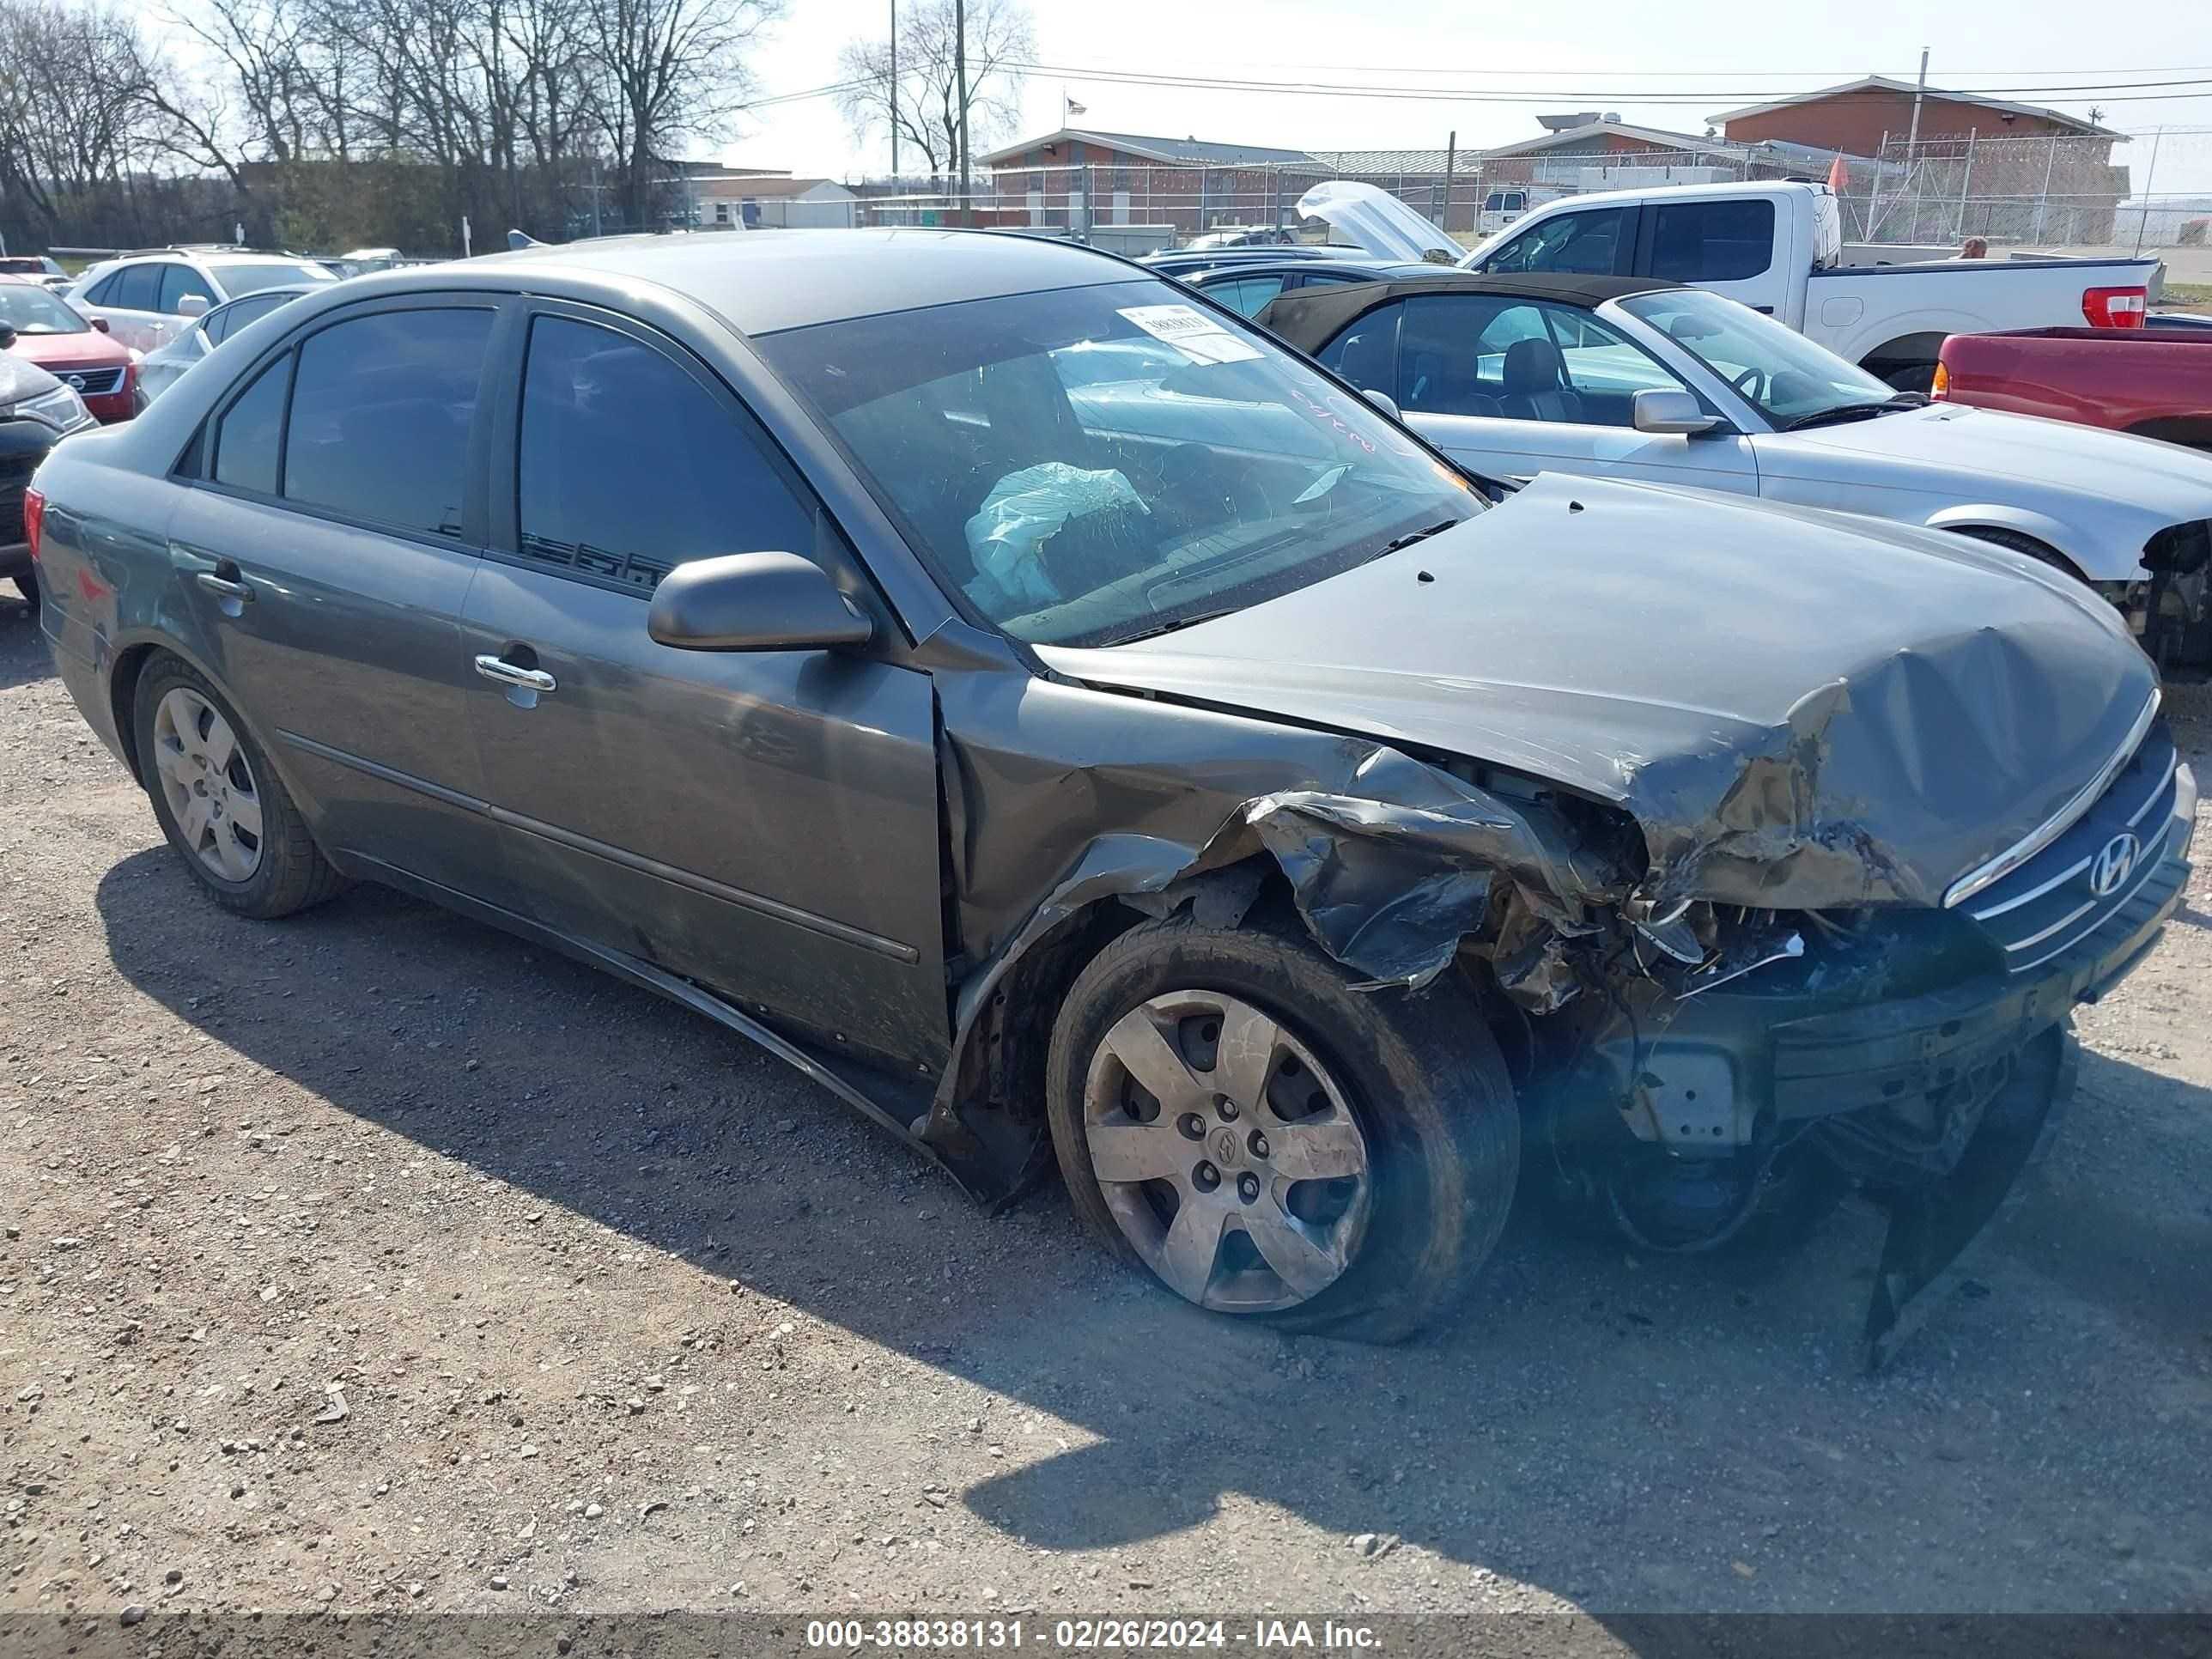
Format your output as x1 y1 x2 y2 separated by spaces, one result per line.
1484 208 1632 276
516 315 816 592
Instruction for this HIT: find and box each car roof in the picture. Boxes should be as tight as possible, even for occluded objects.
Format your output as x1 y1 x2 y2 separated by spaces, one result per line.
470 228 1153 336
1257 270 1681 353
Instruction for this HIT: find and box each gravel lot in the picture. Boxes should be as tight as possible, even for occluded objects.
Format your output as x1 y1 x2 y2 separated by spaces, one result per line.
3 594 2209 1629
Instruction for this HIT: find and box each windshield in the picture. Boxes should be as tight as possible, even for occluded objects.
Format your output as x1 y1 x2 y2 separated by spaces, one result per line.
756 278 1484 647
212 261 337 295
0 282 88 334
1620 289 1895 426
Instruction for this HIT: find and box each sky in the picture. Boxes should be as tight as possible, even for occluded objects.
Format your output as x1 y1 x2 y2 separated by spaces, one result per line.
719 0 2212 184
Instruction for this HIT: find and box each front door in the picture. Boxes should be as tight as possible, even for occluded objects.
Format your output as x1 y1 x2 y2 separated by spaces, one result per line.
461 306 950 1066
169 299 514 904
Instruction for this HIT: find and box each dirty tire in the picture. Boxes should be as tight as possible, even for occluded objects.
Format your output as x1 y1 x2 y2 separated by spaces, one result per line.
1047 911 1519 1342
133 653 349 919
12 572 34 612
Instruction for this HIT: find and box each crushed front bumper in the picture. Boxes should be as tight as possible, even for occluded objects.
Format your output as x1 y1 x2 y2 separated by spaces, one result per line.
1574 759 2194 1367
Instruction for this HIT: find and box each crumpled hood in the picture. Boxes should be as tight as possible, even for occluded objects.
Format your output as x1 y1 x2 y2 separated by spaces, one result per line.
1771 402 2212 518
1036 474 2158 909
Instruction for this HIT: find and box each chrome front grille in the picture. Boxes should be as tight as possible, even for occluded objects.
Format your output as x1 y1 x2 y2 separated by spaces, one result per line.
55 366 125 397
1963 724 2182 974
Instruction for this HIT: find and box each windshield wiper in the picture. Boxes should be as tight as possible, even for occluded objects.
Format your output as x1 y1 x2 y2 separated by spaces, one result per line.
1106 606 1242 647
1778 392 1928 432
1377 518 1465 555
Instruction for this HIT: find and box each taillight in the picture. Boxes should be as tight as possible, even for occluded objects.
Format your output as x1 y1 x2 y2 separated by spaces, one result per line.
2082 286 2148 328
21 486 44 562
1931 360 1951 399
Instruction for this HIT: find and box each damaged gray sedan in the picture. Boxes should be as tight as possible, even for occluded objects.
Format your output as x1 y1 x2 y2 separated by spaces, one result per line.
28 231 2197 1366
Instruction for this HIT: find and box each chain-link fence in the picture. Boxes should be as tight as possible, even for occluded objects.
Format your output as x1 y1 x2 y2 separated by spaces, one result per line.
842 128 2212 283
1836 129 2212 264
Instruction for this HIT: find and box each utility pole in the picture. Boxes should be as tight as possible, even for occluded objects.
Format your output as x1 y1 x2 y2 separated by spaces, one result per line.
955 0 970 215
1905 47 1929 159
889 0 899 183
1442 131 1456 234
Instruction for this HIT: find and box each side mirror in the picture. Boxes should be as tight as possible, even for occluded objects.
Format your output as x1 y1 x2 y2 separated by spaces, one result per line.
1359 386 1401 421
0 322 15 351
1633 387 1723 435
177 295 210 319
89 316 110 333
647 551 873 653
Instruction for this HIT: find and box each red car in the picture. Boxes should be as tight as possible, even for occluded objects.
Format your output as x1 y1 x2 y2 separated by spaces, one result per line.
1933 324 2212 453
0 274 137 423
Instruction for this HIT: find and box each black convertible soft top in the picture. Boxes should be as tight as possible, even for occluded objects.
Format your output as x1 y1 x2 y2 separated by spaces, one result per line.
1257 270 1681 355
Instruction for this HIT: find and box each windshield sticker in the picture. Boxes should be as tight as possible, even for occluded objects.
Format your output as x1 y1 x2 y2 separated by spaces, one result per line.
1117 304 1263 365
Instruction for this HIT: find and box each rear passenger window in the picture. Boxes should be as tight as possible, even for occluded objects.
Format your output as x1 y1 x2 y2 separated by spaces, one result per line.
283 308 492 538
515 315 815 592
82 272 120 306
111 264 161 311
213 354 289 495
1649 199 1776 282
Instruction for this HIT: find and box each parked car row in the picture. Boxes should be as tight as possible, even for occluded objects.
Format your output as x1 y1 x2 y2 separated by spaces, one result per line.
1127 182 2212 670
21 228 2198 1367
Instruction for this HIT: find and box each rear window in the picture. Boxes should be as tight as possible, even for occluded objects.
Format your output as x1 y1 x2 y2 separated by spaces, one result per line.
1648 198 1776 283
213 355 289 495
282 308 492 537
110 264 161 311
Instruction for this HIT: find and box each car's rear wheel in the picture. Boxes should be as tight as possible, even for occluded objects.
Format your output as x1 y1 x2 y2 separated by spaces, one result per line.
133 654 347 919
1047 911 1519 1341
11 574 34 613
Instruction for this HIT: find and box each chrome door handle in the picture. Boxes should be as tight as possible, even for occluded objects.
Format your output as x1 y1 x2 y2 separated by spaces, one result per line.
474 654 556 694
196 572 253 602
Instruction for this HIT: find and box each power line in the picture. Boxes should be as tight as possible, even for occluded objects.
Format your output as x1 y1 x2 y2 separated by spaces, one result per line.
1031 58 2212 82
1011 61 2212 105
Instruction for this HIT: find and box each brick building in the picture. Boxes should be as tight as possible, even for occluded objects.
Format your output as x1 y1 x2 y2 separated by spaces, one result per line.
1711 75 2118 153
975 128 1321 235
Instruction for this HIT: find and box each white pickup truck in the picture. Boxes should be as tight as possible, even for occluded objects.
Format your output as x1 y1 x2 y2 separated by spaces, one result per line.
1448 180 2160 392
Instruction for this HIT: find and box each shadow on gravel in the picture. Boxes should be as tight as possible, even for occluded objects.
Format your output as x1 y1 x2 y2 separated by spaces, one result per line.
90 842 2212 1601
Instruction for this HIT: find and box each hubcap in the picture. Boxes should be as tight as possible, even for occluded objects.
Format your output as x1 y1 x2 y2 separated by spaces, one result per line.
152 688 264 882
1082 991 1372 1313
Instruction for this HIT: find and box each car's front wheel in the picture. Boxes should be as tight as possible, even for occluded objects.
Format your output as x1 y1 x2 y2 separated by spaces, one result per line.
132 654 348 918
1047 911 1519 1341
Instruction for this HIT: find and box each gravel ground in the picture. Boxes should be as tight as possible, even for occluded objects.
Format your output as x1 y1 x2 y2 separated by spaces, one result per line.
3 596 2209 1629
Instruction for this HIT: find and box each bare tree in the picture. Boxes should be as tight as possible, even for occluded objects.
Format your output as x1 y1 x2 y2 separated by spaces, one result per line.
835 0 1033 179
580 0 782 226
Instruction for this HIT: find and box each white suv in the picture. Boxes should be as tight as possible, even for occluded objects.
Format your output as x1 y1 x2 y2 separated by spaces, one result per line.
67 248 337 354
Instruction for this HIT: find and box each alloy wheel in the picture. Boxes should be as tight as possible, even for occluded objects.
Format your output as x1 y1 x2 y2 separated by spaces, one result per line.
151 687 264 882
1081 990 1372 1312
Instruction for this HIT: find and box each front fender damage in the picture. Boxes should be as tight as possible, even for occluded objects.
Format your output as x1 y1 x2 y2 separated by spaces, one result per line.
920 726 1636 1194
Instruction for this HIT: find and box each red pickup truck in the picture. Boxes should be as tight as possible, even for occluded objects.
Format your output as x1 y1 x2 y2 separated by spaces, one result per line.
1933 324 2212 451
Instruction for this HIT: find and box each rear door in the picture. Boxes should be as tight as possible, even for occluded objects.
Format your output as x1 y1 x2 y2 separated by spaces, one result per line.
459 302 950 1065
167 295 515 904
